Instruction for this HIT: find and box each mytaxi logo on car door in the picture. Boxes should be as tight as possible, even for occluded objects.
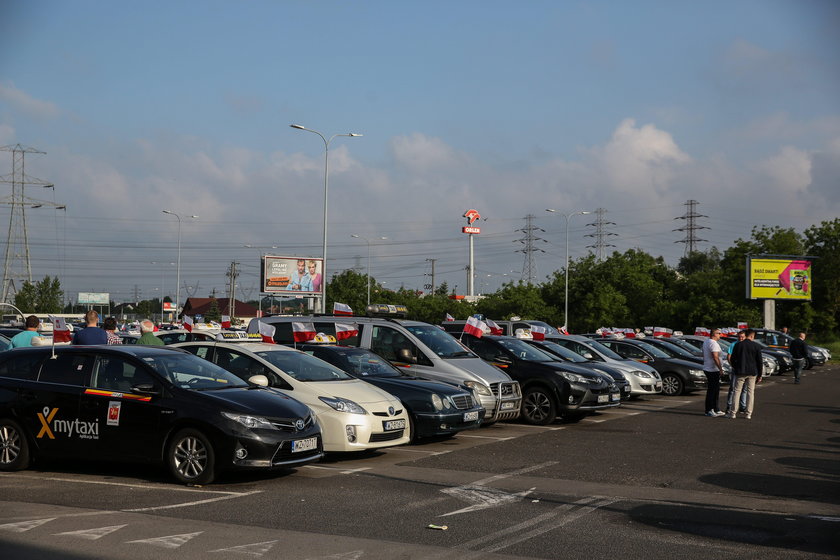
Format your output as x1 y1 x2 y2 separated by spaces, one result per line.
35 406 100 440
37 407 58 439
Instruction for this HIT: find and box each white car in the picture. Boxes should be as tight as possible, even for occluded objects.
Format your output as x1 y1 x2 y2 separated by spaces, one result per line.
173 340 411 452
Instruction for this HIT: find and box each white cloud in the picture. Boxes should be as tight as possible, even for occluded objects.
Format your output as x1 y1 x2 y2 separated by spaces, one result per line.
0 123 15 144
0 82 59 119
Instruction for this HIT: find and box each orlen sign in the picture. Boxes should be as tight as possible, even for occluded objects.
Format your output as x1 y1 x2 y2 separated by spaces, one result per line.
462 209 481 234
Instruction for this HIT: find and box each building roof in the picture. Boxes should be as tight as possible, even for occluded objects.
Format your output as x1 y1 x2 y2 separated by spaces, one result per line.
182 297 259 318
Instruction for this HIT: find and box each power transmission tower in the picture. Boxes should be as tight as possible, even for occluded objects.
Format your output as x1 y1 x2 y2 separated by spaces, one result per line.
673 199 709 256
424 258 436 294
0 144 65 302
226 261 239 315
515 214 546 285
584 208 617 261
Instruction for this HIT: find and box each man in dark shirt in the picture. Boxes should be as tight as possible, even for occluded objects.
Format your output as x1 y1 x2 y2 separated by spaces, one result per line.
73 310 108 345
728 329 764 419
789 332 808 385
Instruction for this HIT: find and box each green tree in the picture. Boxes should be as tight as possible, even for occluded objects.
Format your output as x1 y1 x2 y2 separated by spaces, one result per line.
13 275 64 313
205 298 222 322
804 218 840 335
476 282 549 323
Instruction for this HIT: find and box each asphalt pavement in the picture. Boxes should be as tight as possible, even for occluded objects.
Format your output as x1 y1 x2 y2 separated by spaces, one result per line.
1 363 838 559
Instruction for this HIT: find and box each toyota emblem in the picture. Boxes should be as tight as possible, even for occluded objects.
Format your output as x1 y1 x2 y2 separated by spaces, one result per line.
388 406 395 416
295 419 305 431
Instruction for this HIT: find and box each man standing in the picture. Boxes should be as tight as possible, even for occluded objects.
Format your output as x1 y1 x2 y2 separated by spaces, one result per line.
73 310 108 345
288 259 312 291
10 315 41 348
701 328 726 417
725 331 748 415
729 328 764 419
137 319 164 345
789 332 808 385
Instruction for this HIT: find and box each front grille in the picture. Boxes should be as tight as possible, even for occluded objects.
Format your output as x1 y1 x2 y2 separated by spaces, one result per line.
492 382 520 398
451 394 474 410
271 435 323 464
372 409 403 417
369 429 405 442
270 414 315 432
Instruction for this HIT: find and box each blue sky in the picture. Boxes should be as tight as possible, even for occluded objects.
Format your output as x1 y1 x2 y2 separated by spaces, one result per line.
1 0 838 308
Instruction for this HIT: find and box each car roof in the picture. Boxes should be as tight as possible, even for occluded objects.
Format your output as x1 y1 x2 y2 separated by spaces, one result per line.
178 341 299 353
4 345 186 358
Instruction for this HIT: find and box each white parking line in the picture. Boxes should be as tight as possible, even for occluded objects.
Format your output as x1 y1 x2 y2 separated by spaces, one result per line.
458 434 516 440
0 473 244 495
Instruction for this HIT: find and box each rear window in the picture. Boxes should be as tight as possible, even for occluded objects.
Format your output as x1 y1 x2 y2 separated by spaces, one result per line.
0 354 44 381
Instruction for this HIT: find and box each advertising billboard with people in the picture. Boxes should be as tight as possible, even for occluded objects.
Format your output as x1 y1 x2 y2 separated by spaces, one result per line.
261 255 323 295
747 256 812 301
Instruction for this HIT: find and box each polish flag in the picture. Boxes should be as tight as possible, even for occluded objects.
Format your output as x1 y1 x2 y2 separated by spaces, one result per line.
259 321 276 343
333 302 353 316
183 315 194 332
531 325 546 341
694 327 710 337
221 315 231 329
463 316 486 338
445 313 455 322
558 325 569 335
335 323 359 341
49 316 72 343
737 321 748 330
291 321 316 343
486 319 503 335
653 327 671 338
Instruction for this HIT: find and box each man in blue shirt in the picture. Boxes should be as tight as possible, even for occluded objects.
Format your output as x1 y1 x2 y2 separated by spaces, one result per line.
288 259 312 291
73 310 108 345
10 315 41 348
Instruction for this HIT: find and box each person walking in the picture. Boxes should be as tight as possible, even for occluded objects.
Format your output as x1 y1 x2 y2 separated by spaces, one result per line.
789 332 808 384
9 315 41 348
728 328 764 419
725 331 748 415
137 319 164 345
73 310 108 345
104 317 123 345
701 328 726 417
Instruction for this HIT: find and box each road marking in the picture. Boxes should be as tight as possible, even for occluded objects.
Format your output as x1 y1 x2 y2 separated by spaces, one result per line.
54 524 127 540
126 531 203 549
0 517 56 533
210 539 278 556
385 447 451 455
458 434 516 440
304 551 365 560
123 490 263 512
0 473 246 495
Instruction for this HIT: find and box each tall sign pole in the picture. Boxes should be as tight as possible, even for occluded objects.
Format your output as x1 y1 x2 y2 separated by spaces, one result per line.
462 209 481 298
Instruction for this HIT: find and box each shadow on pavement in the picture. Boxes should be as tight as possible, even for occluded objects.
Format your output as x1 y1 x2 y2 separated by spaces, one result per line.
697 471 840 504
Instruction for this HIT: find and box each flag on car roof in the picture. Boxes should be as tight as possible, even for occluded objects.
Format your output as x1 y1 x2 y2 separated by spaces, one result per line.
183 315 194 332
462 316 486 338
335 323 358 341
221 315 231 329
486 318 503 335
49 315 72 343
333 302 353 316
694 327 710 337
258 321 276 343
558 325 569 335
653 326 671 338
291 321 316 343
445 313 455 322
531 325 546 341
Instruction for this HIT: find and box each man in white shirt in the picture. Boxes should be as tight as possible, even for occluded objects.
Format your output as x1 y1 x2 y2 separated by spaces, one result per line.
701 328 725 417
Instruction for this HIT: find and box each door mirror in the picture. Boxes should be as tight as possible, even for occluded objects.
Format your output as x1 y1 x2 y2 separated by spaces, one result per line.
395 348 416 364
132 383 161 396
582 352 595 360
248 374 269 387
493 354 513 365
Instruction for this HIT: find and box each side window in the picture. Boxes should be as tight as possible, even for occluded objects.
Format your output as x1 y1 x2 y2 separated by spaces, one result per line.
92 356 155 392
469 339 500 361
216 348 274 382
617 344 646 360
0 354 43 381
180 345 211 359
370 326 431 365
38 354 94 386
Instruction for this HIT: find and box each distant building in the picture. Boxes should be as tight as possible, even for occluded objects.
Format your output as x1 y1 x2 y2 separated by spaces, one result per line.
181 297 259 324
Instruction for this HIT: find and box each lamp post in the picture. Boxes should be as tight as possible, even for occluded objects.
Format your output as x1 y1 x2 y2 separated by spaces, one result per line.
351 234 387 306
162 210 198 320
290 124 362 313
546 209 591 331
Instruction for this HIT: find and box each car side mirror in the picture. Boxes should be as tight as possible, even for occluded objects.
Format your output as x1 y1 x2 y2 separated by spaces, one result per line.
396 348 416 364
582 352 595 359
493 354 513 364
248 374 269 387
132 383 161 396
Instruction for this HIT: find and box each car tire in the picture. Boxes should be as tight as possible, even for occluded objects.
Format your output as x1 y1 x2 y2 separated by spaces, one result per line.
661 374 684 396
167 428 216 485
805 357 813 370
521 386 557 425
0 418 30 471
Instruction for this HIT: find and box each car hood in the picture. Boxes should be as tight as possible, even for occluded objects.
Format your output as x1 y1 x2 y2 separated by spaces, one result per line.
197 386 311 418
301 378 402 406
447 356 515 384
362 376 467 398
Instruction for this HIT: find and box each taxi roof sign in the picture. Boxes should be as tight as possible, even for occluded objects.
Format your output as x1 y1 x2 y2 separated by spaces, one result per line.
214 332 263 342
364 304 408 318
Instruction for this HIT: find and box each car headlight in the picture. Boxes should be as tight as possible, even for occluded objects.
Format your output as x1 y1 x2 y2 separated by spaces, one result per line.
633 370 653 379
318 396 367 414
464 381 492 396
689 369 704 378
431 393 444 411
560 372 587 383
810 351 822 358
221 412 277 430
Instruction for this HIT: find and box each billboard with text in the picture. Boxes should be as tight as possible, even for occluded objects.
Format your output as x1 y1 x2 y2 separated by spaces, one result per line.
747 256 812 301
261 256 323 295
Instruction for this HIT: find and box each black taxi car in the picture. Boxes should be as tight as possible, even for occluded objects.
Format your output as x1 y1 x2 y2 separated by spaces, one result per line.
0 346 323 485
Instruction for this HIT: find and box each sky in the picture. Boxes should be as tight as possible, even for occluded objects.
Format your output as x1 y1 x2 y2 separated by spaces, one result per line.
1 0 838 309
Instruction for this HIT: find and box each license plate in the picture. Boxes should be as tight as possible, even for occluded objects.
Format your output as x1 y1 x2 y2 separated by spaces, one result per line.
611 392 621 401
597 394 609 403
383 419 406 431
501 401 516 410
292 437 318 453
463 410 479 422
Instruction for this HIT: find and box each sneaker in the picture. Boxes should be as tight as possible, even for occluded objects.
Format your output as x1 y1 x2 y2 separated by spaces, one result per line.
714 411 726 417
794 380 800 384
705 410 719 417
745 414 751 420
727 413 736 419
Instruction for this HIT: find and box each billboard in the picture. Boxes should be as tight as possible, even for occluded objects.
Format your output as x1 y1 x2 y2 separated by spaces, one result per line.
747 257 812 300
261 256 323 295
78 292 109 305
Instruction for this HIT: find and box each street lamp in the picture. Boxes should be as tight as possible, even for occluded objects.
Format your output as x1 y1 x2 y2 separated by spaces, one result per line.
351 234 387 306
162 210 198 320
546 209 591 331
290 124 362 313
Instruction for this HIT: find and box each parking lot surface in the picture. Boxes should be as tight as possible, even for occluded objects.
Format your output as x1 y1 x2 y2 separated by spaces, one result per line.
2 364 838 559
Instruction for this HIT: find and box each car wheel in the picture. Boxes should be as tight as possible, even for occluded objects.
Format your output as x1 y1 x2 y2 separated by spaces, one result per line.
805 357 813 370
521 386 557 425
167 428 216 485
661 374 684 396
0 419 30 471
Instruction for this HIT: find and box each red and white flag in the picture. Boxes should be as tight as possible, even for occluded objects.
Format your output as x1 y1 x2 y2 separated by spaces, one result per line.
259 321 276 343
653 327 671 338
445 313 455 322
531 325 546 341
463 316 486 338
623 328 636 338
335 323 359 341
291 321 316 343
221 315 231 329
737 321 748 330
558 325 569 335
486 319 503 335
694 327 710 337
333 302 353 316
49 315 72 343
183 315 194 332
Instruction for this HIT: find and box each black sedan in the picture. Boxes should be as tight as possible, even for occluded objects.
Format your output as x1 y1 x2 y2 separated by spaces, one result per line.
595 338 707 396
299 344 485 441
0 345 323 485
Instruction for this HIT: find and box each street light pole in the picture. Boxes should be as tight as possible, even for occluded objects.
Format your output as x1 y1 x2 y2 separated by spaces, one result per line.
290 125 362 313
162 210 198 321
351 234 387 306
546 209 591 331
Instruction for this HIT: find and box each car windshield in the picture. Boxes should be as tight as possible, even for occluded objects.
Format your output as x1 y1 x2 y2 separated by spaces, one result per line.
527 321 560 335
142 353 248 390
632 341 670 358
665 338 702 355
538 341 588 362
586 339 625 360
652 340 695 358
495 338 557 362
255 350 353 381
405 325 476 358
331 348 403 378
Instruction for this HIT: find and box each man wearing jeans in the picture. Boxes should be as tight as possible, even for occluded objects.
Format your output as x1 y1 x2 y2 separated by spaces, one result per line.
726 331 748 414
728 329 764 419
701 328 725 417
789 332 807 384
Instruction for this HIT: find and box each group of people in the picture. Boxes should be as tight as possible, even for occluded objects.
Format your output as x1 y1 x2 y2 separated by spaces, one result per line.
8 310 164 347
702 327 809 419
288 259 322 292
